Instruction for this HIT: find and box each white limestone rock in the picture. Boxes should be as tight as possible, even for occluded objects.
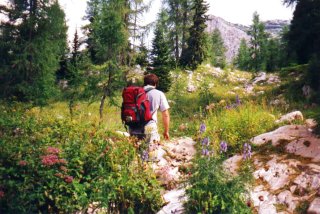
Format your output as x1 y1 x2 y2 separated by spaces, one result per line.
276 111 304 124
277 190 298 211
251 125 309 146
305 119 318 129
307 198 320 214
223 155 243 176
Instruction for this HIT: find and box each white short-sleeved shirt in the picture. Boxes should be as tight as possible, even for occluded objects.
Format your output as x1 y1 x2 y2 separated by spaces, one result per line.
144 85 170 123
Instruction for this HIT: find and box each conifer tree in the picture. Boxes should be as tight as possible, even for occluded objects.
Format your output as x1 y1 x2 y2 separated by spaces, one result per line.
209 28 226 68
150 12 172 92
0 0 67 104
234 39 251 70
180 0 209 69
247 12 268 72
286 0 320 64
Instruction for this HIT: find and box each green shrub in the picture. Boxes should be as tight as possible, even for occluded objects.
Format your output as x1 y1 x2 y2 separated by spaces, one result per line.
0 105 162 213
186 157 252 213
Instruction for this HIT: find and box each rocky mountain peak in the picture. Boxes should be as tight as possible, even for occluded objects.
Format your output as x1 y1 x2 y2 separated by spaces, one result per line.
206 15 290 63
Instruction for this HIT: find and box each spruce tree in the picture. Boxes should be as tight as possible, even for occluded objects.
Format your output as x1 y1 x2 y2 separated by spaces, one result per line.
286 0 320 64
180 0 209 69
209 28 226 68
0 0 67 104
247 12 268 72
234 39 251 70
150 12 172 92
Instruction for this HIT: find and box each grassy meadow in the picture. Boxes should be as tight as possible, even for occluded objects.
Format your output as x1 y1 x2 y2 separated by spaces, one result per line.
1 65 319 213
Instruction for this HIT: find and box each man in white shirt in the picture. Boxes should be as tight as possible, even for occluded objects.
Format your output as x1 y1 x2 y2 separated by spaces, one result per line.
143 73 170 143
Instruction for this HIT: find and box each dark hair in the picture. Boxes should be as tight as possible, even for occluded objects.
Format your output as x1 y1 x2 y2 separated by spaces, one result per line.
144 73 159 86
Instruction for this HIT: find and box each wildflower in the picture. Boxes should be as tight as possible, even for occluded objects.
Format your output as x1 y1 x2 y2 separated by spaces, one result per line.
41 154 59 166
141 150 149 162
46 147 60 154
60 166 68 172
243 143 252 160
220 141 228 153
199 123 206 134
201 137 210 146
236 95 241 106
64 175 73 183
18 160 28 166
202 149 210 156
0 190 4 198
54 173 63 178
58 159 67 165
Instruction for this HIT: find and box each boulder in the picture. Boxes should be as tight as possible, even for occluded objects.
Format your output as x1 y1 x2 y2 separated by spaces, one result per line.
223 155 242 176
277 190 298 211
307 198 320 214
187 84 196 93
305 119 318 129
251 125 309 146
253 156 295 191
276 111 304 124
252 72 267 85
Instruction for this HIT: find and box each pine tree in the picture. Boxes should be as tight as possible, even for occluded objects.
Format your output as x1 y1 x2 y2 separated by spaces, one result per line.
209 28 226 68
0 0 67 104
286 0 320 64
234 39 251 70
180 0 209 69
247 12 268 72
150 12 172 92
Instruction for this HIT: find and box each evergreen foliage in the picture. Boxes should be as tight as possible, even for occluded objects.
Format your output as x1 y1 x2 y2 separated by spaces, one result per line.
208 28 226 68
235 39 251 71
180 0 209 69
0 0 67 105
286 0 320 64
164 0 193 65
150 12 172 92
247 12 268 72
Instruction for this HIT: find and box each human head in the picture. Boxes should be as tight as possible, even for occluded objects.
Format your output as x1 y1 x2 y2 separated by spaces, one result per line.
144 73 159 87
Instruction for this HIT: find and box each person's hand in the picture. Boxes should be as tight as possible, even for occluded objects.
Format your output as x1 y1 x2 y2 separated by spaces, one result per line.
163 131 170 140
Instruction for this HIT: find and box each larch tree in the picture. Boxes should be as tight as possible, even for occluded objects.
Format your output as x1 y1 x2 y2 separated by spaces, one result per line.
180 0 209 69
0 0 67 105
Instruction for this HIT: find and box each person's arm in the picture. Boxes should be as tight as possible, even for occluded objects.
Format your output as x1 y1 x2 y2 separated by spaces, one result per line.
162 109 170 140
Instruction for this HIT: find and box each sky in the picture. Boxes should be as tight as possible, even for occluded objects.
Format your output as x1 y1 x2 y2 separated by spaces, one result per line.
0 0 294 44
57 0 294 45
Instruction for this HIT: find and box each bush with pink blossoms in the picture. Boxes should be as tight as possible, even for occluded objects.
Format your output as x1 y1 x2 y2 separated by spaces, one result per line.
0 106 162 213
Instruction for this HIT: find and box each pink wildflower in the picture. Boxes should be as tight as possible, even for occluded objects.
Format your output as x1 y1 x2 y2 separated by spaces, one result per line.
41 154 59 166
0 190 4 198
64 175 73 183
18 160 28 166
54 173 63 178
60 166 68 172
58 159 67 165
46 147 60 154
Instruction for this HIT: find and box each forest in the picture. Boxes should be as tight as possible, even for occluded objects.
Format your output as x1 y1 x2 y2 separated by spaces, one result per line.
1 0 320 213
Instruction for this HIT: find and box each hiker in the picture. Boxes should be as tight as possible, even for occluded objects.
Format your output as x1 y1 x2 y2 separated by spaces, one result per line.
142 73 170 143
125 73 170 143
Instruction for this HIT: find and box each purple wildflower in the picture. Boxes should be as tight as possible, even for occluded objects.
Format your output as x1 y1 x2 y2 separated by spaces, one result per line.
141 150 149 161
202 148 209 156
220 141 228 153
201 137 210 146
236 95 241 106
199 123 206 134
243 143 252 160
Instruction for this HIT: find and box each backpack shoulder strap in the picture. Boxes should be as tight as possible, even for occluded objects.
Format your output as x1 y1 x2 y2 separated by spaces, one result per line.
144 87 155 93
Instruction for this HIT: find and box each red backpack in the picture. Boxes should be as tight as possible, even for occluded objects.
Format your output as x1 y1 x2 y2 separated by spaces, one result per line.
121 86 153 128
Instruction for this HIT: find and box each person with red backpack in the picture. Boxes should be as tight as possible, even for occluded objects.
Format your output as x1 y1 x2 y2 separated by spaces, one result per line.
121 73 170 144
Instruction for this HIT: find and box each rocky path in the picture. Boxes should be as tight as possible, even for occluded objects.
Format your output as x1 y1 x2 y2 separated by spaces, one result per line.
147 137 197 214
